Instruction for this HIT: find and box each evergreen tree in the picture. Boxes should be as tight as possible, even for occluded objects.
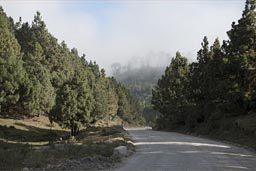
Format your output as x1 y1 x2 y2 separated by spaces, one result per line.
0 7 26 115
202 38 228 120
113 78 144 125
224 0 256 112
15 14 56 116
1 6 145 130
88 61 101 78
91 77 118 122
50 68 94 136
152 52 189 129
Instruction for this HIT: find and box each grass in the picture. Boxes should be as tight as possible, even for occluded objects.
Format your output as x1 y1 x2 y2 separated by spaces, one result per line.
0 115 133 170
205 113 256 150
173 113 256 150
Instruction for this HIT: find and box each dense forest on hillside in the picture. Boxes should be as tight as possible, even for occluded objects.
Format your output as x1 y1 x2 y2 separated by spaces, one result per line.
112 61 165 125
0 7 144 135
152 0 256 147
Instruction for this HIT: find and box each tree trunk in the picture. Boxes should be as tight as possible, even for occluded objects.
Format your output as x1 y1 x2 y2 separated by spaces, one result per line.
71 125 79 136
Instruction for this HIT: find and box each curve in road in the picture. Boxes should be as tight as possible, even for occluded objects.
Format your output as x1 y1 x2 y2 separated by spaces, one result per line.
117 128 256 171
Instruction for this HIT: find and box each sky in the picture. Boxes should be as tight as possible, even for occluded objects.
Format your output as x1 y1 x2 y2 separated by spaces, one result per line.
1 0 245 74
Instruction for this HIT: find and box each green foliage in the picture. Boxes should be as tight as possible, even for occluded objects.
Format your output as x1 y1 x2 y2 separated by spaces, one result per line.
0 7 26 115
13 12 57 116
225 0 256 112
0 56 26 114
114 79 145 125
113 64 164 125
152 52 189 128
50 68 94 136
92 75 118 122
21 63 55 116
0 6 143 135
152 0 256 134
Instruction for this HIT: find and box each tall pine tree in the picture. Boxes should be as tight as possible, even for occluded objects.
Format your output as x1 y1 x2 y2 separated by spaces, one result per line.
152 52 189 129
225 0 256 113
0 7 27 115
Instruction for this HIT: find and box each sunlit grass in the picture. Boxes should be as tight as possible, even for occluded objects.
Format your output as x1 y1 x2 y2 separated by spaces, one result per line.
0 116 131 170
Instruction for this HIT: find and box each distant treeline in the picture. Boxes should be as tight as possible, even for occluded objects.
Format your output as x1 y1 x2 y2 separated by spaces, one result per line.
0 7 144 135
152 0 256 137
112 63 165 125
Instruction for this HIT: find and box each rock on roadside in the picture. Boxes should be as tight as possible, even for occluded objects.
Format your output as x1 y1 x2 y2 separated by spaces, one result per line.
113 146 128 157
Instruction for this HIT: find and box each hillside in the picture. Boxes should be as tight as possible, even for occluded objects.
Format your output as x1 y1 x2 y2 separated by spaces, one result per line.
0 115 134 170
0 5 138 170
0 6 144 130
113 65 164 125
151 0 256 150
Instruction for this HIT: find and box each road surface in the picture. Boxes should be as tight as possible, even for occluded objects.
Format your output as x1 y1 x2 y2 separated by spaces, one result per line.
117 128 256 171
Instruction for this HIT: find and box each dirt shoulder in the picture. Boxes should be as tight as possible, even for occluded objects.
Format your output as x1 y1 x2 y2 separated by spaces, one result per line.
0 116 134 170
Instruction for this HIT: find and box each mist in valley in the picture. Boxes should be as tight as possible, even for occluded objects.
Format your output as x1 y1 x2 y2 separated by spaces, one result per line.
1 1 256 170
1 1 244 74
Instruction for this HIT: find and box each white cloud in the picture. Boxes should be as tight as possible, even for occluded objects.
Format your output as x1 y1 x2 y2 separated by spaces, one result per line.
1 1 244 73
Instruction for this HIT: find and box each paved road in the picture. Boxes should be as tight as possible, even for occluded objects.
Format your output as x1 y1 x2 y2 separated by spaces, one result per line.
117 128 256 171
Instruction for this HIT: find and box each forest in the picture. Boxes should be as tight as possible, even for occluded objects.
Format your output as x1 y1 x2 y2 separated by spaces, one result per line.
152 0 256 147
3 1 256 170
112 61 164 125
0 7 144 136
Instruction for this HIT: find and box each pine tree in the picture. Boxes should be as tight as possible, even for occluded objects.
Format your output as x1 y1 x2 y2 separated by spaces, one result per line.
0 7 27 115
152 52 189 129
203 38 228 120
49 68 94 136
224 0 256 112
89 63 121 125
14 13 57 116
1 6 144 129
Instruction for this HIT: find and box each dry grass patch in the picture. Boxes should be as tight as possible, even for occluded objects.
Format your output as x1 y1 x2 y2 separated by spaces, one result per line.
0 116 133 170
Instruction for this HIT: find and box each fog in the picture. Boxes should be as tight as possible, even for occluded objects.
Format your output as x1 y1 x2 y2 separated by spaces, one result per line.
1 0 244 74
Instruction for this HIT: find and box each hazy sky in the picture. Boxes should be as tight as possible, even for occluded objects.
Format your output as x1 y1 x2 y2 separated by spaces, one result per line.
1 0 244 73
